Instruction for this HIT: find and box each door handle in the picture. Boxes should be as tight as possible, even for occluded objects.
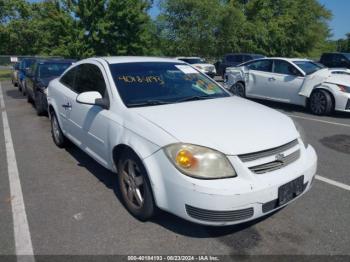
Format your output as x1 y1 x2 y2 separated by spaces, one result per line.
62 102 72 109
268 77 276 81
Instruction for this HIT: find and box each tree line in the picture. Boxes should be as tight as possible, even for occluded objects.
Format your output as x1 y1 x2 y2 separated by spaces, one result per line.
0 0 348 60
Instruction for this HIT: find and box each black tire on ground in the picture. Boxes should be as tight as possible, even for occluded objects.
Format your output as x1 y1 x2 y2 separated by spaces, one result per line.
309 89 333 115
22 81 26 96
233 82 246 98
26 89 33 103
50 111 67 148
35 92 45 116
117 150 156 221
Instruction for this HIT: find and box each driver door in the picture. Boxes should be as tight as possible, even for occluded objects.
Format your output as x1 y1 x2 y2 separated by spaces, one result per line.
66 63 111 167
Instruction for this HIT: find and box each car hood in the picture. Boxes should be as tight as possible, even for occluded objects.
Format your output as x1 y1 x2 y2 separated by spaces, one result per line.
326 74 350 86
131 97 299 155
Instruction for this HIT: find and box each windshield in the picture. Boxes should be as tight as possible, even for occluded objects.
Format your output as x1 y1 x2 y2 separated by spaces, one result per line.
343 53 350 60
38 63 71 78
293 61 324 75
109 62 229 108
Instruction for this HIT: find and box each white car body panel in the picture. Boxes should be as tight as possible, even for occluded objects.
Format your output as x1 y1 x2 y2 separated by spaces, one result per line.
48 56 318 226
225 58 350 112
131 96 299 155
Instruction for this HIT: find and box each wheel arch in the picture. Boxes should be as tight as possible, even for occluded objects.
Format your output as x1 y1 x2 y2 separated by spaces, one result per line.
112 143 159 207
308 87 336 110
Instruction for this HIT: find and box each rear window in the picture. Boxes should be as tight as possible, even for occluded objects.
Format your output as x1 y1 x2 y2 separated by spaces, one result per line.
38 63 72 78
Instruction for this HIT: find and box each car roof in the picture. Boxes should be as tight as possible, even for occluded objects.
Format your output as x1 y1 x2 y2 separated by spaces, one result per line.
36 59 76 64
225 53 264 56
95 56 186 64
260 57 311 62
322 52 350 55
176 57 202 59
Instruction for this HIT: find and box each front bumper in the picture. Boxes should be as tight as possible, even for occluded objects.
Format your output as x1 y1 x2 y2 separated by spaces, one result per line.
143 144 317 226
334 91 350 112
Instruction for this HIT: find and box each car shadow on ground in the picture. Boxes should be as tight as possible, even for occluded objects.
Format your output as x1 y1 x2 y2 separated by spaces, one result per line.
250 98 350 119
63 142 277 240
6 88 26 100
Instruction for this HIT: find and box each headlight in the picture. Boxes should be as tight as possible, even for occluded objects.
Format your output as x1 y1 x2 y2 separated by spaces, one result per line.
164 143 236 179
292 120 308 148
43 88 48 95
337 84 350 93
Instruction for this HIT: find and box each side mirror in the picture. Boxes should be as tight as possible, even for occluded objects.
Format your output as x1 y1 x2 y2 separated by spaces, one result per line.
76 91 108 109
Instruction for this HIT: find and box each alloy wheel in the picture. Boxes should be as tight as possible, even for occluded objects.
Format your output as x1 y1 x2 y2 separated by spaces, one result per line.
120 159 145 209
310 92 327 114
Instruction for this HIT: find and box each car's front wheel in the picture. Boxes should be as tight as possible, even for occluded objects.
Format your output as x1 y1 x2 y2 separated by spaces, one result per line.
117 150 155 221
50 111 67 148
309 90 333 115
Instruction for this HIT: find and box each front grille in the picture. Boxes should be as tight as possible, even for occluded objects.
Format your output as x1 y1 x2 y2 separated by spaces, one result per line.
185 205 254 222
346 99 350 110
238 139 300 174
249 150 300 174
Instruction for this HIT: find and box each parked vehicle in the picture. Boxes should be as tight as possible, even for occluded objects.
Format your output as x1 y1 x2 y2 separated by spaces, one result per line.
176 57 216 78
25 59 75 115
216 53 265 77
320 52 350 69
11 62 20 87
224 58 350 115
18 58 36 94
47 56 317 226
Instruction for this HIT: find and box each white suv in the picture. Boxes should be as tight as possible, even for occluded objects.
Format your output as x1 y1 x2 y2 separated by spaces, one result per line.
47 57 317 226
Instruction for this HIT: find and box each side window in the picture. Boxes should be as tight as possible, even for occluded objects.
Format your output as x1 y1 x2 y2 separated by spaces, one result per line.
60 67 76 90
75 64 107 97
247 60 272 72
273 60 300 76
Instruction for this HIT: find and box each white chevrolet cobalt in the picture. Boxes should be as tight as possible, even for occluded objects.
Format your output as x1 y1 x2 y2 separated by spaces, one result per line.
224 58 350 115
47 57 317 226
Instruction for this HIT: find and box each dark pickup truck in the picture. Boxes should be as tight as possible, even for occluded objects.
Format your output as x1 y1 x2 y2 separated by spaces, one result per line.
320 52 350 69
216 53 265 77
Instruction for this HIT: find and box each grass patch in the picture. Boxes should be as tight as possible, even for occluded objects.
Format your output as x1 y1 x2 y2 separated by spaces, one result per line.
0 70 12 81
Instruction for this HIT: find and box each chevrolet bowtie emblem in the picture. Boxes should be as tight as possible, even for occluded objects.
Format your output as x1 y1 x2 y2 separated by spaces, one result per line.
275 153 285 162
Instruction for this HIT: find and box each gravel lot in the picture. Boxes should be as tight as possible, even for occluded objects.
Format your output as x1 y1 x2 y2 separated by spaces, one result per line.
0 80 349 259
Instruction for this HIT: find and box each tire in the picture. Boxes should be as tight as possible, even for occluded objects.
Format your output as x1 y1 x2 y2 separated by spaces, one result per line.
117 150 156 221
22 81 26 96
35 92 45 116
50 111 67 148
26 89 33 103
233 82 246 98
309 89 333 115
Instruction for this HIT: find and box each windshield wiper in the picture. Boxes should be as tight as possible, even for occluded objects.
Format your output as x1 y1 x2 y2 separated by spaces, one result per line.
176 95 214 103
128 100 173 108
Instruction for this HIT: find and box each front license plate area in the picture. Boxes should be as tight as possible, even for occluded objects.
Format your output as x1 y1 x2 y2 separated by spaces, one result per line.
278 176 304 206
